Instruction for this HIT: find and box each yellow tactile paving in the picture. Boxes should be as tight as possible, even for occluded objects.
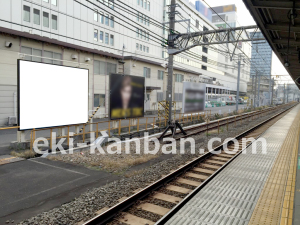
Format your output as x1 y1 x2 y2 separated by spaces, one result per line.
248 110 300 225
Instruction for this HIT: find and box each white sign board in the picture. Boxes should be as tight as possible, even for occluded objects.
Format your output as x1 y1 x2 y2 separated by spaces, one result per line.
182 82 206 113
18 60 88 130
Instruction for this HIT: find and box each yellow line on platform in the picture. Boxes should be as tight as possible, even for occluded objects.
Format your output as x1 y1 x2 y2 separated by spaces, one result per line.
248 109 300 225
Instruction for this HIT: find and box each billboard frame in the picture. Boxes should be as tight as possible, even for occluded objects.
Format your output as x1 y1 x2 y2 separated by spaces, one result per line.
17 59 89 131
109 73 145 120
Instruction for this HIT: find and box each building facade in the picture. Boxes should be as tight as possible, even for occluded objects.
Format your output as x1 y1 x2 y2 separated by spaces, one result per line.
0 0 250 126
250 32 273 78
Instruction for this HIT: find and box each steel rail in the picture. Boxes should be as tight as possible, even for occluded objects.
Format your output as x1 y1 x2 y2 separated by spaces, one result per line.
82 103 297 225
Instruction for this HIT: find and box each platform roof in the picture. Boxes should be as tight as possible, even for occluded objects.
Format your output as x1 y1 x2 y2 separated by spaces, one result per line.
243 0 300 89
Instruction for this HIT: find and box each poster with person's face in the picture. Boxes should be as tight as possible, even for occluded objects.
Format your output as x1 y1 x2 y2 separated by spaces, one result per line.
109 74 145 119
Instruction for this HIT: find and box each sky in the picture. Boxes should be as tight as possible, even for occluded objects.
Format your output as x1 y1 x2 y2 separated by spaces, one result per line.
192 0 292 83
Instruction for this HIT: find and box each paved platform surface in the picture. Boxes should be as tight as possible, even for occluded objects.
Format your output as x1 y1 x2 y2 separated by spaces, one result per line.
166 105 300 225
0 158 120 224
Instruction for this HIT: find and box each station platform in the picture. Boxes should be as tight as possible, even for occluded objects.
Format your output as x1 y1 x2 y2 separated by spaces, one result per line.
166 104 300 225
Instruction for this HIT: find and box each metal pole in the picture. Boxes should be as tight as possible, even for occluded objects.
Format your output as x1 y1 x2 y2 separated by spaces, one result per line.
268 77 272 106
167 0 176 123
271 78 274 105
236 54 241 112
283 83 286 104
257 73 261 107
254 71 257 107
251 74 254 107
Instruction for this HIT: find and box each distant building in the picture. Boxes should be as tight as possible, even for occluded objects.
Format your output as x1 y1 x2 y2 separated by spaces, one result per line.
211 4 237 28
195 1 212 21
250 32 273 78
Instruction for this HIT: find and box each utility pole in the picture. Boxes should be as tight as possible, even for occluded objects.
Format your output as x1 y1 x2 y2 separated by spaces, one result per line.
257 72 261 107
158 0 186 140
283 83 286 104
271 78 274 105
166 0 176 122
251 74 254 107
254 71 258 107
268 76 272 105
236 54 241 112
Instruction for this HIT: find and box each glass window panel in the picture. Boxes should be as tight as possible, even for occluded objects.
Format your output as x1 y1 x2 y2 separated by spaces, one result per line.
52 14 57 30
105 15 109 25
94 60 100 74
33 9 40 25
23 6 30 22
94 29 98 41
53 52 61 65
94 94 100 107
43 12 49 27
94 11 98 21
32 49 42 62
99 31 103 43
110 16 114 28
44 50 53 64
136 43 139 50
51 0 57 6
110 34 114 46
100 61 106 74
21 46 32 61
105 33 109 44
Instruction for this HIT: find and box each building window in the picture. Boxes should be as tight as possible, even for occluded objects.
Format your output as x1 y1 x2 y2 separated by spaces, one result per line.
44 51 61 65
94 29 98 41
196 19 199 29
143 67 151 78
94 60 116 75
105 14 109 25
23 6 30 22
109 0 114 9
136 28 139 37
143 46 145 52
100 13 104 24
94 10 98 21
144 0 147 9
140 44 142 51
110 16 114 28
146 47 149 53
94 94 105 107
141 0 143 7
202 46 208 53
52 15 57 30
202 56 207 63
21 46 42 62
147 1 150 10
202 65 207 70
105 33 109 44
99 31 103 43
43 0 49 2
158 70 164 80
175 74 184 82
136 43 139 50
137 0 140 5
110 35 114 46
33 9 40 25
162 51 165 58
43 12 49 27
51 0 57 6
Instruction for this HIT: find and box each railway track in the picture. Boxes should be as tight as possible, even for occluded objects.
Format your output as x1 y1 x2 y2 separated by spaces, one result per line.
82 103 297 225
163 104 288 140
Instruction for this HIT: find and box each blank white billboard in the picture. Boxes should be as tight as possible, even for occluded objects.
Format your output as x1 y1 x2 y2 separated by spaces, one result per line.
18 60 88 130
